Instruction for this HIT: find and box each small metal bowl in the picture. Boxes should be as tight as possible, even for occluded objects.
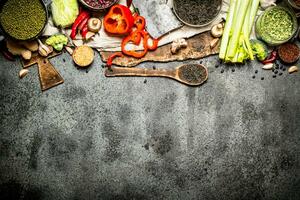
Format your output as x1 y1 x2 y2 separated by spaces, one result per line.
172 0 223 27
79 0 119 11
287 0 300 10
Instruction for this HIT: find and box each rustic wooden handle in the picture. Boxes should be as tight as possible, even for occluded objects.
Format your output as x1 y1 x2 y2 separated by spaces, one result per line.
105 67 176 78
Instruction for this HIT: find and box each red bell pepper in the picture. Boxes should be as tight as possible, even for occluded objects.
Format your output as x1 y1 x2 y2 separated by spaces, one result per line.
70 10 90 39
104 5 134 35
133 15 146 31
121 30 148 58
106 52 124 67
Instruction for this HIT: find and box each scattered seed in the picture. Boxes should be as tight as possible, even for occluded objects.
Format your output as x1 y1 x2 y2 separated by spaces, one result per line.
272 69 275 72
273 75 276 78
221 69 224 73
282 68 286 71
275 66 279 69
199 60 203 64
279 72 283 76
215 65 219 68
86 70 88 73
63 58 66 62
152 66 156 70
232 68 235 72
255 70 258 74
280 65 283 69
274 70 278 74
144 79 147 84
261 77 264 80
252 75 255 79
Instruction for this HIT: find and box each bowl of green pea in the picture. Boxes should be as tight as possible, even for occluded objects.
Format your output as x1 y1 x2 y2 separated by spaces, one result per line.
0 0 48 41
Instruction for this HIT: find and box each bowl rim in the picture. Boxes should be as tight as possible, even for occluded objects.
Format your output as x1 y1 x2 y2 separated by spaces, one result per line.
172 0 223 27
79 0 120 11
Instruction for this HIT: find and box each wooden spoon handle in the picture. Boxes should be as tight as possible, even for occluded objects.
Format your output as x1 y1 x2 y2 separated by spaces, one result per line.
105 67 176 78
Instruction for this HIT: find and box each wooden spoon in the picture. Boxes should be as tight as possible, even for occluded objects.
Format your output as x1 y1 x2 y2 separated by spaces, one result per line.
105 64 208 86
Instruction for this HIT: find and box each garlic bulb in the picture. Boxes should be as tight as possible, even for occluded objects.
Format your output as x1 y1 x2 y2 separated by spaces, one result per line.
260 0 276 9
38 39 53 57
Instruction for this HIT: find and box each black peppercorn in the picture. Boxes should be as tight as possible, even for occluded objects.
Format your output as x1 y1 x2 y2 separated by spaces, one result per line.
232 68 235 72
255 70 258 74
252 75 255 79
261 77 264 80
273 75 276 78
274 70 278 74
279 72 283 76
221 69 224 73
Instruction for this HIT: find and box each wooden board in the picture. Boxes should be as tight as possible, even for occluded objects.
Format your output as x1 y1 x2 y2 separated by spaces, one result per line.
99 31 219 67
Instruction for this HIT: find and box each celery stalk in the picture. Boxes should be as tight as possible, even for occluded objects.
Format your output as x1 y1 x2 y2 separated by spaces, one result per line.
219 0 237 60
226 0 250 58
242 3 254 60
248 0 260 37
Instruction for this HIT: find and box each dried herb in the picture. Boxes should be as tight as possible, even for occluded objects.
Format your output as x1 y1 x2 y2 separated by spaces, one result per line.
178 64 206 84
0 0 46 40
173 0 221 26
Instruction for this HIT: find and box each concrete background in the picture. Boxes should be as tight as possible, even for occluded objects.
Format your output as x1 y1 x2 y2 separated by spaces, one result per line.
0 50 300 200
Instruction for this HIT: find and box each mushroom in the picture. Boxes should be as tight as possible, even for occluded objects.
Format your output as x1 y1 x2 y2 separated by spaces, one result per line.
88 18 102 33
171 38 188 54
211 23 224 38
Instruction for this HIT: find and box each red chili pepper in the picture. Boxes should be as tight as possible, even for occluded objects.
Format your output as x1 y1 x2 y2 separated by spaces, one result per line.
0 40 15 61
81 24 89 39
70 10 90 39
121 30 148 58
107 52 123 67
104 5 134 35
78 17 89 30
127 0 133 7
262 50 277 65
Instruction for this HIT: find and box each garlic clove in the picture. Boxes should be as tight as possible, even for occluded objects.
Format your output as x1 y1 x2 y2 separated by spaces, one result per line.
262 63 273 70
19 69 29 79
288 66 298 74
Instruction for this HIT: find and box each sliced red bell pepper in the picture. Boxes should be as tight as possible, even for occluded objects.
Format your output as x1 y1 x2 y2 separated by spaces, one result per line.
142 31 159 51
133 15 146 31
107 52 124 67
104 5 134 35
121 30 148 58
70 10 90 39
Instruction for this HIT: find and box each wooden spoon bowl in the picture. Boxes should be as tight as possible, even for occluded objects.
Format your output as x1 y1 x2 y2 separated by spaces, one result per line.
105 64 208 86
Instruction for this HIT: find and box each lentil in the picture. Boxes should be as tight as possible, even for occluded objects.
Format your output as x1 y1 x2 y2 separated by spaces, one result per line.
0 0 46 40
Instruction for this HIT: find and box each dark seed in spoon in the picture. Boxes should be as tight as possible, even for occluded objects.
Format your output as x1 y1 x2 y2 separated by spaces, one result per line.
178 64 206 84
255 70 258 74
252 75 255 79
221 69 224 73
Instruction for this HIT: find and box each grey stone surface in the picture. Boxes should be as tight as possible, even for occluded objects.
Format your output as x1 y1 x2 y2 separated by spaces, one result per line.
0 52 299 200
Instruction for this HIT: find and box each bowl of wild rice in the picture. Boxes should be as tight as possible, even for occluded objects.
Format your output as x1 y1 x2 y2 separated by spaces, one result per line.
173 0 222 27
79 0 119 11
